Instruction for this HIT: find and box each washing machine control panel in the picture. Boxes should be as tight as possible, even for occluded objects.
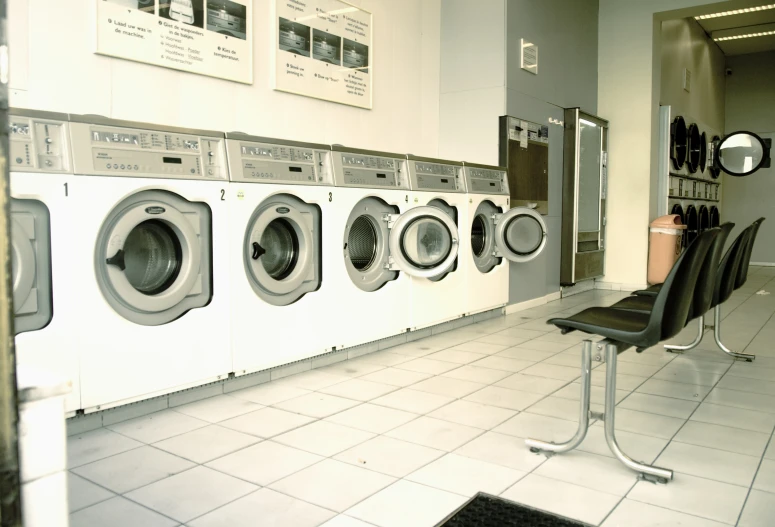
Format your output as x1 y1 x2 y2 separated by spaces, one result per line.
9 114 71 173
463 163 509 195
331 149 409 189
69 122 227 181
225 138 333 185
407 158 464 193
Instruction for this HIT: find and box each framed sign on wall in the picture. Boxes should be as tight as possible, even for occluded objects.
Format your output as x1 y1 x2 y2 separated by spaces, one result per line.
273 0 373 109
95 0 254 84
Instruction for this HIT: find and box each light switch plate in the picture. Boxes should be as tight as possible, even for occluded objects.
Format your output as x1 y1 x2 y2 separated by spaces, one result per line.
683 68 691 92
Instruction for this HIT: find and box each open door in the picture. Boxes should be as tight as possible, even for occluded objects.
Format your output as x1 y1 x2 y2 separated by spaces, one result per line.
389 206 459 279
494 207 547 263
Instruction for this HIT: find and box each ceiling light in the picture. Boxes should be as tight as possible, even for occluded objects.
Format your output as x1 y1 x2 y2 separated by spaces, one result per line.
714 29 775 40
696 4 775 19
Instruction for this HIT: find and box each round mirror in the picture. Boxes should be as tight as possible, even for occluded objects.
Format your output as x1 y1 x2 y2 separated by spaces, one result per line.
716 131 770 177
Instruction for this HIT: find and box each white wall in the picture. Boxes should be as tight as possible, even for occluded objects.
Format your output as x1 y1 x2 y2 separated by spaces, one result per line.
660 18 726 133
8 0 441 157
721 51 775 264
597 0 730 289
438 0 506 165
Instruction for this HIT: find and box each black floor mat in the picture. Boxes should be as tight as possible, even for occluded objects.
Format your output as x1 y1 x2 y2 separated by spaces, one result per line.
436 493 592 527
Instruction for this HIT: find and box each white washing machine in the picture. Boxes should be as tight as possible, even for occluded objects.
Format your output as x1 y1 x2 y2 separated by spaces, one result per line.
68 115 231 412
464 162 548 315
9 109 81 414
225 133 337 375
327 146 460 349
405 155 468 330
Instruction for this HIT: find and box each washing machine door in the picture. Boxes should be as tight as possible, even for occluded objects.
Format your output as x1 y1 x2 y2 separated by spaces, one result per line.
344 197 398 292
670 116 688 170
687 123 701 174
389 206 459 279
96 190 211 326
710 206 720 228
11 199 52 334
471 200 500 274
494 207 547 263
244 194 320 306
698 205 709 234
685 205 699 246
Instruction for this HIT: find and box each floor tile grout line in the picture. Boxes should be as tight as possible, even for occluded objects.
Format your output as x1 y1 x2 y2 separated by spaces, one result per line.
67 288 771 524
730 303 775 526
69 468 190 525
734 424 775 527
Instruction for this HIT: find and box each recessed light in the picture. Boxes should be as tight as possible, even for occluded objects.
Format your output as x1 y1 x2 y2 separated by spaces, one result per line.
696 4 775 19
714 29 775 40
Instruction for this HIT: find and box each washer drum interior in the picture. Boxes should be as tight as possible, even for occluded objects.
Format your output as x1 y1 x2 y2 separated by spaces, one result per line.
96 189 212 326
11 198 53 335
470 200 501 274
244 194 321 306
344 197 399 292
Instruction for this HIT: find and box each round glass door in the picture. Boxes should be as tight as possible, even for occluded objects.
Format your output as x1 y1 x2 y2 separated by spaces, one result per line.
389 206 459 279
244 195 320 306
95 190 209 326
495 207 547 263
256 218 299 280
120 220 183 295
504 215 544 255
401 217 452 269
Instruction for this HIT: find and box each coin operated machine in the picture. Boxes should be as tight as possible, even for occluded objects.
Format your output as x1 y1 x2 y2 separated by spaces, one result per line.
498 116 549 214
560 109 609 286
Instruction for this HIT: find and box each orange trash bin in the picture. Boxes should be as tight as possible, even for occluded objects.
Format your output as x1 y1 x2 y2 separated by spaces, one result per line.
647 214 687 285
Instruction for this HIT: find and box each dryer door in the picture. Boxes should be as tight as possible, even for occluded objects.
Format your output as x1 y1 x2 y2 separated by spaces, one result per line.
389 206 459 279
11 199 52 334
685 205 699 247
494 207 547 263
471 200 500 274
96 190 211 326
244 194 320 306
710 206 720 228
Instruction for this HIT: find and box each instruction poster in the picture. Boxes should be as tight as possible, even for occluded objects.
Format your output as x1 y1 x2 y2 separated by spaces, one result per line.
95 0 253 84
273 0 372 109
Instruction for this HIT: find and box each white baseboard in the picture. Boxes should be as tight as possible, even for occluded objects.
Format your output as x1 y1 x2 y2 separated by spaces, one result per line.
561 280 595 297
751 262 775 267
595 281 649 292
504 291 562 315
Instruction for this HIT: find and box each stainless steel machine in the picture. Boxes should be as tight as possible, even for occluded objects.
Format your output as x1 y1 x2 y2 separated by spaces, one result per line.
560 108 609 286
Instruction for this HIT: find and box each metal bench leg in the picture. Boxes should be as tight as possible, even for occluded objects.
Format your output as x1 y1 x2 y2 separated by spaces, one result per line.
714 305 755 362
525 340 592 455
604 343 674 483
664 316 703 353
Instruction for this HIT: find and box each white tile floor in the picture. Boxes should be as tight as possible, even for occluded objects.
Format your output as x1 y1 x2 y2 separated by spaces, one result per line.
66 267 775 526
